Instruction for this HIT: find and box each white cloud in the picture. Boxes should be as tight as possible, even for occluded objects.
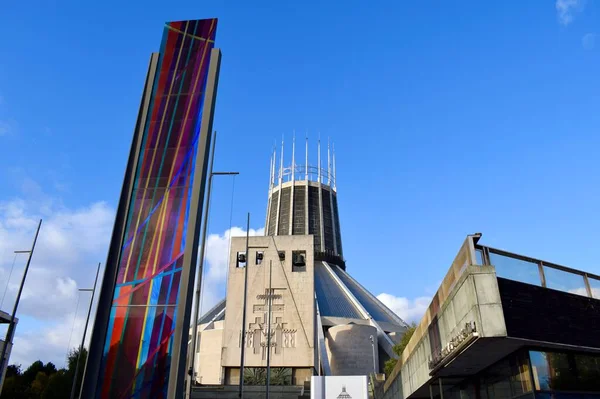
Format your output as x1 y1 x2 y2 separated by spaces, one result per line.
0 177 269 366
9 306 96 368
376 293 431 323
556 0 585 26
582 33 596 50
568 286 600 298
9 312 90 368
0 191 114 367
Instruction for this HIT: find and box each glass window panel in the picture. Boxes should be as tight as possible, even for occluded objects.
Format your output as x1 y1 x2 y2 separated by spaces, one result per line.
530 351 578 391
575 354 600 391
510 351 533 394
589 277 600 300
482 359 513 398
490 253 541 286
543 266 588 297
475 249 484 265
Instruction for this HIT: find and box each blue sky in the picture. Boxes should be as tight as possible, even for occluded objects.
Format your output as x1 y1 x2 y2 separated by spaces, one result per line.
0 0 599 366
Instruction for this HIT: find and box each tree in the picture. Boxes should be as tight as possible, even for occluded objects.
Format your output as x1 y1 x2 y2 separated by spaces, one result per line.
41 370 70 399
66 347 87 396
0 375 26 399
0 349 86 399
43 362 57 376
6 364 22 379
22 360 46 388
385 322 417 377
30 371 50 397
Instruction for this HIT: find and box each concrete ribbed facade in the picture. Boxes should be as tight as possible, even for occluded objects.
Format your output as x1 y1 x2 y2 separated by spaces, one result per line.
266 181 342 257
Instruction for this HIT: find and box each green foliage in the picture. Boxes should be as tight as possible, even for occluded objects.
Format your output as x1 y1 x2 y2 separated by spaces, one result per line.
22 360 45 388
30 372 50 396
384 358 397 378
385 322 417 378
243 368 266 385
392 322 417 357
1 375 26 399
0 347 88 399
270 367 292 386
66 347 87 396
43 363 57 376
41 370 70 399
6 364 22 379
243 367 293 386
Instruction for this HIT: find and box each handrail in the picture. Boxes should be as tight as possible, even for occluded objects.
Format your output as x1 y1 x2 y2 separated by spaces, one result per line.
270 164 336 188
476 244 600 299
477 244 600 281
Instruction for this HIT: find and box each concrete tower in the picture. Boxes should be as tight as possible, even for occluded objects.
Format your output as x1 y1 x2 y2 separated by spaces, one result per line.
192 138 408 392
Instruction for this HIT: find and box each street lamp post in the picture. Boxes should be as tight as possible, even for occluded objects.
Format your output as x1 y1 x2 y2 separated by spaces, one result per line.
369 335 377 374
186 131 239 399
239 213 250 399
0 219 42 390
70 262 101 399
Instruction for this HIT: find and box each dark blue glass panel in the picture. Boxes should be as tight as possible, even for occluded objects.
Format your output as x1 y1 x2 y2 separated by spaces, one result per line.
490 253 541 286
315 262 362 319
330 265 399 324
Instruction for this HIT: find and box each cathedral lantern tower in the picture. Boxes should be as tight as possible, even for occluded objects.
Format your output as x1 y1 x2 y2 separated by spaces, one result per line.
265 137 343 261
193 137 408 391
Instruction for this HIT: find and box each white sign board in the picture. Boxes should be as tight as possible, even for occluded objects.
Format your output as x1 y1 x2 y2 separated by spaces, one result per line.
311 375 368 399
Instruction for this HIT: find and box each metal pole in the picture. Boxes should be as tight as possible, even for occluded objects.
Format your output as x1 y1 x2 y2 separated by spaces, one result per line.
266 260 273 399
185 131 239 397
0 219 41 386
70 262 101 399
239 213 250 398
369 335 377 374
186 130 216 399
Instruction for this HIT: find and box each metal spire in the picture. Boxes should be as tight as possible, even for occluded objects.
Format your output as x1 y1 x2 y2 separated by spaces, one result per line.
327 137 331 186
305 132 309 181
279 136 284 186
333 143 337 190
317 135 321 184
269 147 274 188
292 131 296 183
272 144 276 186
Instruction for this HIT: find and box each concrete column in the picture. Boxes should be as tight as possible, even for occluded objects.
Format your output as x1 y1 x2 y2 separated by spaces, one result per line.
305 181 309 235
329 187 338 255
318 186 325 252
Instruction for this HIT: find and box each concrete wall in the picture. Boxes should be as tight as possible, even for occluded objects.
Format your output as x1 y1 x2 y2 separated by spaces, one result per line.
0 340 13 393
222 235 315 370
196 321 224 384
325 324 378 376
383 235 507 399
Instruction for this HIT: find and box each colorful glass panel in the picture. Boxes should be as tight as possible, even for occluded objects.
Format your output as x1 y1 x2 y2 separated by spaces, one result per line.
97 19 217 399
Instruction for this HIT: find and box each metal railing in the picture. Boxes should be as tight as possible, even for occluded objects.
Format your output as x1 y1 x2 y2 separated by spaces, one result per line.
475 245 600 300
270 164 335 188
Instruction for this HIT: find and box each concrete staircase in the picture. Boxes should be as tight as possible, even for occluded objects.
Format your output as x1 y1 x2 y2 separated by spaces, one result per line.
192 385 308 399
298 381 311 398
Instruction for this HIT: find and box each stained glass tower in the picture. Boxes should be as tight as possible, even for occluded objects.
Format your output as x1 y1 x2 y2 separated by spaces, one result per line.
80 19 221 399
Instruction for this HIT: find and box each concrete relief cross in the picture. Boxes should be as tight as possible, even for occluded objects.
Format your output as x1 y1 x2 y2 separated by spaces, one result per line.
254 288 284 313
247 317 263 355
